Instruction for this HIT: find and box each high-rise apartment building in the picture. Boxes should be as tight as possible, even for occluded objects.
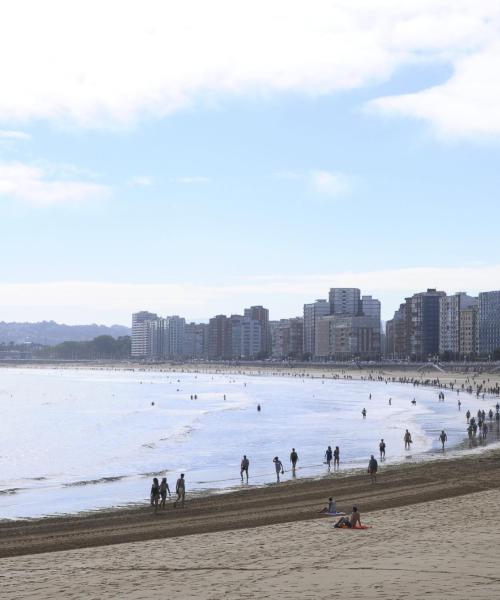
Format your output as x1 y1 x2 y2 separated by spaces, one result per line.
244 306 270 357
208 315 232 360
405 289 446 360
329 288 361 316
303 299 330 357
183 322 209 359
271 318 303 359
385 303 407 359
315 315 381 360
459 305 479 358
478 291 500 356
131 311 158 357
439 293 477 356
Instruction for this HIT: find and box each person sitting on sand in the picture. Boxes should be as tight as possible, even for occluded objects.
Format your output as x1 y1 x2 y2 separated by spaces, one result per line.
151 477 160 512
319 497 337 514
334 506 361 528
159 477 171 509
174 473 186 508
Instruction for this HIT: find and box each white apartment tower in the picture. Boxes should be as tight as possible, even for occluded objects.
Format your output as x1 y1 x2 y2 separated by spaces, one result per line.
303 299 330 356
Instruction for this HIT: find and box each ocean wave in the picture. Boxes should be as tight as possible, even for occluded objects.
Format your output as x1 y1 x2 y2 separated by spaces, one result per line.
63 476 125 487
0 488 21 495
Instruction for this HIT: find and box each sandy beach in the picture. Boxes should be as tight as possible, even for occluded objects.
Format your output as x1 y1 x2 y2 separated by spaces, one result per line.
2 363 500 598
2 466 500 599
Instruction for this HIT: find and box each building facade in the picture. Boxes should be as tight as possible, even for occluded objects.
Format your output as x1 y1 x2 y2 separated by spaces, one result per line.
303 299 330 357
439 293 477 357
404 289 445 360
315 315 381 360
459 305 479 358
329 288 361 316
478 291 500 356
131 311 158 357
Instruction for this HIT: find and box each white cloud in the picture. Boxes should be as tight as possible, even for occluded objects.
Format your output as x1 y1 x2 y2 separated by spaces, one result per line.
0 1 498 137
0 265 499 324
369 42 500 138
310 170 350 196
0 162 111 206
0 130 31 140
176 176 211 184
128 175 153 187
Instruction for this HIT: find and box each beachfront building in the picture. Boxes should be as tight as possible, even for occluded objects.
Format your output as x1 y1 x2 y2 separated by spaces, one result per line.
385 303 407 359
131 311 158 357
271 318 304 359
459 305 479 359
404 289 446 361
329 288 361 316
478 291 500 357
315 314 381 360
244 305 271 357
208 315 232 360
183 322 209 359
439 293 478 358
303 299 330 358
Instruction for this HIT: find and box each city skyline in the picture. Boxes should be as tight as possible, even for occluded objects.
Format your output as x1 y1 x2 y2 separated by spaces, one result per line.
1 2 500 325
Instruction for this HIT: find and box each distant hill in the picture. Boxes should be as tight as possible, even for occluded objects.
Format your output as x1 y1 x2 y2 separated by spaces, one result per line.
0 321 130 345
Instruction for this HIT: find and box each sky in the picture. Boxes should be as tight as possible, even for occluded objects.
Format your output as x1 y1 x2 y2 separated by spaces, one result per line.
0 0 499 325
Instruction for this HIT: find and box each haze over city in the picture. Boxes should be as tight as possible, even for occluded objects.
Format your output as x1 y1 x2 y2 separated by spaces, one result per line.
0 1 499 325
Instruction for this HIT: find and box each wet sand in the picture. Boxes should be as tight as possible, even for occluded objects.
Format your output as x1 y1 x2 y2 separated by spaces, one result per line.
2 464 500 599
2 450 500 559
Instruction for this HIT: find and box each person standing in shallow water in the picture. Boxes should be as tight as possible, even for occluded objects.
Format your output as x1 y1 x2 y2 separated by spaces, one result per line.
290 448 299 475
240 455 249 482
273 456 284 482
379 439 386 460
439 430 448 451
333 446 340 469
325 445 333 470
404 429 412 450
362 408 367 419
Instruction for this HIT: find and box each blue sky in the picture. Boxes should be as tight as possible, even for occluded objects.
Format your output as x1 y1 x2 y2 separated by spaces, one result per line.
0 1 499 324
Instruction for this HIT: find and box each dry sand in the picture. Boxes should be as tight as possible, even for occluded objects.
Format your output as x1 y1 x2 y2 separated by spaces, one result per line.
2 488 499 599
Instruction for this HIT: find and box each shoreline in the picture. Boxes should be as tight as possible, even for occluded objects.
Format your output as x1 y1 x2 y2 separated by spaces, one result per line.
2 448 500 558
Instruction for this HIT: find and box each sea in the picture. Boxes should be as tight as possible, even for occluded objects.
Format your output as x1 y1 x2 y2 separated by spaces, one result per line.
0 366 497 519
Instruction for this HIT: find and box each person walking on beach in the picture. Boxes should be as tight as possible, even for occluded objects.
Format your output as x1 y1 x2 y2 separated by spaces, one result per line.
404 429 412 450
362 408 367 419
174 473 186 508
151 477 160 513
368 455 378 483
241 455 250 482
290 448 299 475
439 430 448 451
379 439 386 460
466 410 471 423
159 477 171 509
325 445 333 470
333 446 340 469
273 456 284 483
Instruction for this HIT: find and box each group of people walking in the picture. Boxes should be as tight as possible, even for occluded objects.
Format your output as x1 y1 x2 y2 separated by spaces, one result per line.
150 473 186 512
